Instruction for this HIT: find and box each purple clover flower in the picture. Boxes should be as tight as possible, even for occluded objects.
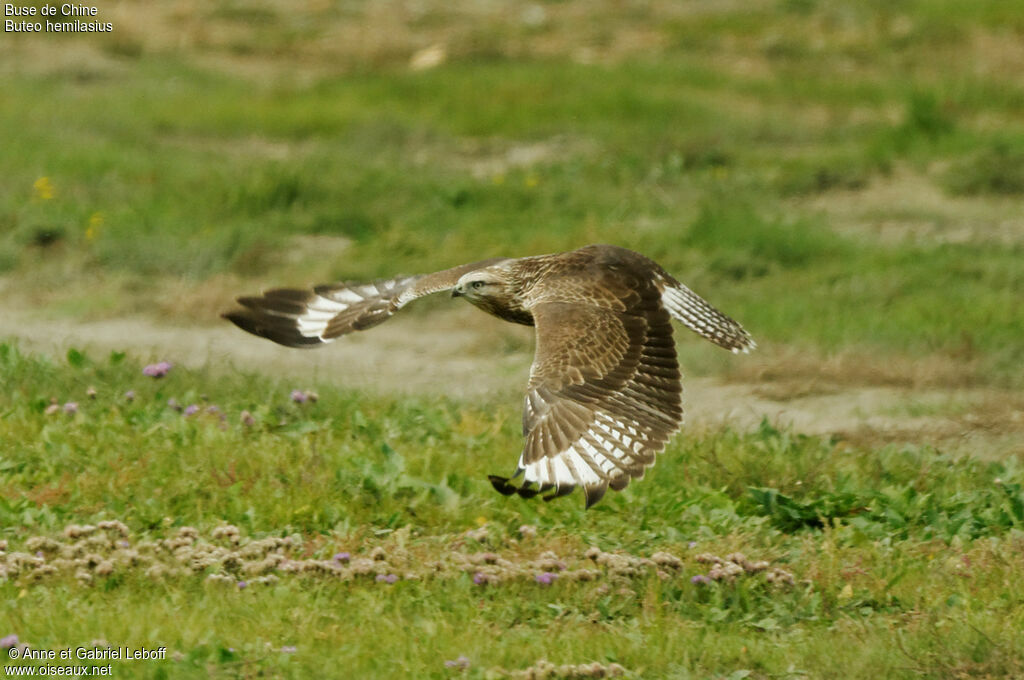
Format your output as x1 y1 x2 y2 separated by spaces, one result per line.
332 552 351 563
183 404 199 417
473 572 487 585
124 390 136 402
691 574 712 585
0 634 18 650
688 541 698 549
534 572 557 586
63 402 78 415
167 398 182 412
290 390 307 403
375 573 398 584
444 655 471 670
143 361 172 378
237 580 247 589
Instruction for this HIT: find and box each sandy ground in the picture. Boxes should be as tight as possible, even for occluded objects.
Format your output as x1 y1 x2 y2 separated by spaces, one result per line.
4 302 1020 460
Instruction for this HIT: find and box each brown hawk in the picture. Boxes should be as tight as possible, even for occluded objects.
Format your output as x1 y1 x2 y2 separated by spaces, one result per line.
223 244 754 507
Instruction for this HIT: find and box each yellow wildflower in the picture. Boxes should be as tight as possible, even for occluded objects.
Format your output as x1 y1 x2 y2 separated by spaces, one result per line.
525 174 539 188
86 212 103 241
33 176 55 200
491 173 505 186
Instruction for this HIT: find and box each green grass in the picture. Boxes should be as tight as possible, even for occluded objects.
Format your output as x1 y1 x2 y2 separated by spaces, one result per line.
2 345 1023 678
1 49 1022 383
3 2 1024 677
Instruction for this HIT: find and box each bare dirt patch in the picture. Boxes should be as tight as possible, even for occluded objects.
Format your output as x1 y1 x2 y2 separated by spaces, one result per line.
1 301 531 400
799 167 1024 246
3 301 1019 459
728 344 984 392
416 135 598 181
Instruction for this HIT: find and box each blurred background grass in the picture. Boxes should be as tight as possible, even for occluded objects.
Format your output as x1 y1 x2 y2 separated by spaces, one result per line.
1 0 1022 388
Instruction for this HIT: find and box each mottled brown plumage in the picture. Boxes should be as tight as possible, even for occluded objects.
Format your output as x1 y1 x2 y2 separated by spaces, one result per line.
223 244 754 507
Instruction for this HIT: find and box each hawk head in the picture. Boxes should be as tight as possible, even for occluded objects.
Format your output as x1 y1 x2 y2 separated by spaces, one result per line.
451 267 510 300
451 264 533 325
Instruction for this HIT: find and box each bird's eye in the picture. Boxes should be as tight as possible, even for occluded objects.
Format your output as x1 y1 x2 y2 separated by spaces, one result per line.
471 280 485 290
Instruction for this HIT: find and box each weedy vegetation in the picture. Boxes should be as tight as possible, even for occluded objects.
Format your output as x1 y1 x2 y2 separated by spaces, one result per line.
1 345 1023 678
1 1 1023 678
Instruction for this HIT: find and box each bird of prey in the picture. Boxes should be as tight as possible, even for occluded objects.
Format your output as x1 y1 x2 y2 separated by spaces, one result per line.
223 244 754 507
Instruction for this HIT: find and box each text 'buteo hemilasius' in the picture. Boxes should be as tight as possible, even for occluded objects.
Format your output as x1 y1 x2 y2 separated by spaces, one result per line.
224 244 754 507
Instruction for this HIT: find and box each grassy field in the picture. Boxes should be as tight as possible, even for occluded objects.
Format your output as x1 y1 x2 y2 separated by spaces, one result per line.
2 344 1023 678
2 1 1023 677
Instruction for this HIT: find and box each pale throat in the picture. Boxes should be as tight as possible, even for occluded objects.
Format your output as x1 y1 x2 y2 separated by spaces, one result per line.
466 289 534 326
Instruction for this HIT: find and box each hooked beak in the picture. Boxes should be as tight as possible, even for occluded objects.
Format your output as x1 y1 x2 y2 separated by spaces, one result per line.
451 286 463 298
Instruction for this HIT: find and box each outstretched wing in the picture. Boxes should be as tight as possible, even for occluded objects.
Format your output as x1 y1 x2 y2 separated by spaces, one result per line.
223 258 507 347
490 283 683 508
656 273 756 353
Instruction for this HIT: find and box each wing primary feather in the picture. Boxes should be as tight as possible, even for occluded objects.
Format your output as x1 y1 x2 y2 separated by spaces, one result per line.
223 259 509 349
543 484 576 502
584 484 608 509
488 475 518 496
516 485 541 499
573 444 611 481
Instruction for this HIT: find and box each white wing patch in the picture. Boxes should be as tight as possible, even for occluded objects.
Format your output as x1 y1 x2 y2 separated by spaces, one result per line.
225 265 495 351
291 278 419 341
515 411 656 497
329 289 366 305
293 295 350 340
